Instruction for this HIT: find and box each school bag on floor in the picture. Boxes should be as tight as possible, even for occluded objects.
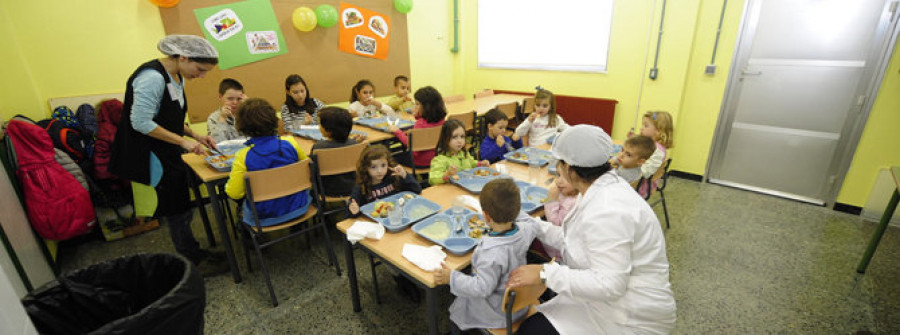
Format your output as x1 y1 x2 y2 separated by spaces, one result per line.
76 103 98 139
36 118 90 163
92 99 127 190
6 120 95 241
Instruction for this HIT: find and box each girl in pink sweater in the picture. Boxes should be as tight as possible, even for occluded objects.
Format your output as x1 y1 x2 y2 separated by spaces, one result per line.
388 86 446 168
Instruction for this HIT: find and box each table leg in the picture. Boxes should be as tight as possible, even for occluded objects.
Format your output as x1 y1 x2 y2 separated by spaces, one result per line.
206 182 242 283
345 240 361 312
426 286 438 335
857 189 900 274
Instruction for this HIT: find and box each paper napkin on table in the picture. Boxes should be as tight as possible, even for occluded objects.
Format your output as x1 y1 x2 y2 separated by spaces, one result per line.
346 221 385 244
299 125 318 130
402 244 447 271
454 195 482 213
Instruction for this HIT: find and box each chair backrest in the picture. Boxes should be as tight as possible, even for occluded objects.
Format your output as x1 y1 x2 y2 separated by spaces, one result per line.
448 111 476 132
473 89 494 99
443 94 465 103
244 159 313 203
502 283 545 314
656 158 672 192
311 142 367 177
496 102 518 121
521 97 535 115
408 126 442 152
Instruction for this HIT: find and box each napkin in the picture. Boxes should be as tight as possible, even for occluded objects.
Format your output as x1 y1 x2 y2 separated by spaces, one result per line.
299 125 319 130
402 244 447 271
454 195 482 213
346 221 385 244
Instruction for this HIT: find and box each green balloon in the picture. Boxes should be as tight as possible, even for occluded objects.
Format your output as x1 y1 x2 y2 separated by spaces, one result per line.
315 4 338 28
394 0 413 14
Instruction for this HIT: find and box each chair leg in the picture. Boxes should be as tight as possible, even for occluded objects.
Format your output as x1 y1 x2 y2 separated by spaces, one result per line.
240 227 253 273
250 233 278 307
367 254 381 304
318 216 342 276
660 190 670 229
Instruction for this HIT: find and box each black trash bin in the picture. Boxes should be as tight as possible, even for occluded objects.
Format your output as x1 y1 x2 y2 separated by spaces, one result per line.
22 253 206 335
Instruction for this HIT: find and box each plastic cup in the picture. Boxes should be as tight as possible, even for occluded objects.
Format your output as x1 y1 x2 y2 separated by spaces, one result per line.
528 153 541 184
388 205 403 227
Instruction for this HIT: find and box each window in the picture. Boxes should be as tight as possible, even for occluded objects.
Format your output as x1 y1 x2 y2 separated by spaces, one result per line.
477 0 614 73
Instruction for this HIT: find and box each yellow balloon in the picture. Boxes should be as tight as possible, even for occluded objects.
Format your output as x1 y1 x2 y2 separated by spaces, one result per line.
292 7 317 32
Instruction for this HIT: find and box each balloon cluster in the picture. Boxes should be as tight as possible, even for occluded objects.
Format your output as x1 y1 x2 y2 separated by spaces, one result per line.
292 0 413 32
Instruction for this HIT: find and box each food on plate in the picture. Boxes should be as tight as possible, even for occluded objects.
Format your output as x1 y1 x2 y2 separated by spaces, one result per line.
407 205 433 221
402 194 415 200
369 201 394 218
348 132 367 142
420 220 450 241
511 152 528 160
372 121 389 129
540 198 548 203
208 154 234 163
468 229 483 238
451 175 460 181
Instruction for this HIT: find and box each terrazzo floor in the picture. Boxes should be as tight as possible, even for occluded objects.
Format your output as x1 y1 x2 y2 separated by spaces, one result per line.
57 177 900 334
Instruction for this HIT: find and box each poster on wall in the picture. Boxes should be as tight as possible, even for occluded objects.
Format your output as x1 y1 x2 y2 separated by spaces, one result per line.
338 2 390 60
194 0 287 69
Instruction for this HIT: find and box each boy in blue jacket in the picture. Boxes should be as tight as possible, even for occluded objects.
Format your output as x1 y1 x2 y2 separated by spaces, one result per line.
479 108 522 164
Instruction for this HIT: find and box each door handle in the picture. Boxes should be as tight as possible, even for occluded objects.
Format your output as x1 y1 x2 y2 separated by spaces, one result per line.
741 69 763 76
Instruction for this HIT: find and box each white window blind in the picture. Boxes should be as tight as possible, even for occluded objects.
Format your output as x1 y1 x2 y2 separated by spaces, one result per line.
477 0 614 73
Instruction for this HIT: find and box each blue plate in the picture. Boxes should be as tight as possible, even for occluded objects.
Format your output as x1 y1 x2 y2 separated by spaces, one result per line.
292 128 367 141
354 117 415 132
412 208 486 255
503 148 554 166
360 192 440 232
514 181 549 213
204 141 246 172
452 167 511 194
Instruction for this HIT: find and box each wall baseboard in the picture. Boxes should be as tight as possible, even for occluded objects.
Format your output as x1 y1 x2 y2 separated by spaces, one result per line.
670 170 703 182
834 202 863 215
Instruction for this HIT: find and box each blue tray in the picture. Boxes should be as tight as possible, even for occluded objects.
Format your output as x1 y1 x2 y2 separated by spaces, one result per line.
292 128 367 141
451 167 512 194
354 117 415 132
204 141 247 172
412 208 487 255
360 192 441 232
503 148 554 166
514 181 549 213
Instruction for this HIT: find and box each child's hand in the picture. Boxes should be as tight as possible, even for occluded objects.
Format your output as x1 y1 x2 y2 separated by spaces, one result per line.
304 113 313 125
391 165 407 178
221 105 234 119
478 160 490 167
527 113 537 122
404 95 412 102
548 183 559 201
348 199 359 215
444 166 458 181
608 157 619 169
387 125 400 133
433 262 451 285
495 135 506 147
511 133 520 142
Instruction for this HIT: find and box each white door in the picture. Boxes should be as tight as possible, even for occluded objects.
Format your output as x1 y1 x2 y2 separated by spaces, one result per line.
707 0 898 205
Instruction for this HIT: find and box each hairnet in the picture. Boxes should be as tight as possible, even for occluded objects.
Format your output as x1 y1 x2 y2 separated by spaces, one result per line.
157 35 219 58
550 125 614 167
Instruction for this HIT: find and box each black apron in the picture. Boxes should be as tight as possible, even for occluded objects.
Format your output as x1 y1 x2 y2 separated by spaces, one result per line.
110 60 191 217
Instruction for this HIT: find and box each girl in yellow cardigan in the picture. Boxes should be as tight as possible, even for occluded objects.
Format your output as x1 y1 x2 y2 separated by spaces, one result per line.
429 119 489 185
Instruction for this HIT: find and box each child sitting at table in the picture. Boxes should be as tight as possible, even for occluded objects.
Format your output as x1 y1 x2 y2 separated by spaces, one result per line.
347 144 422 217
514 88 570 147
479 108 523 164
310 107 357 197
433 178 540 331
530 175 578 263
609 135 656 184
206 78 246 142
388 86 447 168
225 98 311 226
281 74 325 126
429 119 490 185
348 79 396 118
385 75 415 113
632 111 674 197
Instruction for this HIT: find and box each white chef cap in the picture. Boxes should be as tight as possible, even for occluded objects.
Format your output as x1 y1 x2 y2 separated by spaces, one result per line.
157 35 219 58
550 125 614 167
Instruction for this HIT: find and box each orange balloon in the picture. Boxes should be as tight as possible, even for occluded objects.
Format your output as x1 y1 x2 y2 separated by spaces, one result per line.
149 0 180 8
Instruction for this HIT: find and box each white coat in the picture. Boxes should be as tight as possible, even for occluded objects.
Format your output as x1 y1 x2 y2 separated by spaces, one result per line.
532 171 676 334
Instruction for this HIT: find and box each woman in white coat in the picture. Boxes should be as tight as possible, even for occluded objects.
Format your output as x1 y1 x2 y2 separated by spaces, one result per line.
508 125 676 334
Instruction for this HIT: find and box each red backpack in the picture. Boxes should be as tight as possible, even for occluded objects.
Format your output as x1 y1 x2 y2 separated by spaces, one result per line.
6 120 94 240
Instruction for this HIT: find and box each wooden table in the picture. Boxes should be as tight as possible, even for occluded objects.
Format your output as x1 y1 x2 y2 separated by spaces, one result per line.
336 160 553 335
445 94 526 116
182 127 405 283
857 166 900 273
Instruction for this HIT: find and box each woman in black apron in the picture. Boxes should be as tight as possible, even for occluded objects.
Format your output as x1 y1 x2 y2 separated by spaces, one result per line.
111 35 226 273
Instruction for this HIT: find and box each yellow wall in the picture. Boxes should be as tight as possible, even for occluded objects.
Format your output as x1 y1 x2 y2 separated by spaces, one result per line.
1 0 896 207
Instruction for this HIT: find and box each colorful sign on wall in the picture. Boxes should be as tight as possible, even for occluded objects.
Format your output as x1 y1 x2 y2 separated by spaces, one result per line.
338 2 390 60
194 0 287 69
